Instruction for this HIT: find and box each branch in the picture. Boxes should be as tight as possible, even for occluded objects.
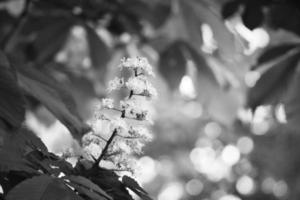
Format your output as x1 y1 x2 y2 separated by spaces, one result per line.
1 0 32 52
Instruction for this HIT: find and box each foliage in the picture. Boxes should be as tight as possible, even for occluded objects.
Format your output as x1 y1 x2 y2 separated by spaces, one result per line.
2 0 300 199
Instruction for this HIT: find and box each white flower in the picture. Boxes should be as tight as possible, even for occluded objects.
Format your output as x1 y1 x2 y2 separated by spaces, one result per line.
125 76 157 98
129 126 152 142
126 76 146 94
144 82 158 98
82 132 106 147
120 57 154 77
107 77 124 93
120 99 149 120
102 98 114 109
82 143 103 160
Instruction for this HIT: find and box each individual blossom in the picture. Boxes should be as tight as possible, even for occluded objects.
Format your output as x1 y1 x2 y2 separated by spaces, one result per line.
125 76 157 99
82 143 103 160
107 77 124 93
120 99 148 120
102 98 114 109
110 118 128 136
128 126 153 142
119 57 155 77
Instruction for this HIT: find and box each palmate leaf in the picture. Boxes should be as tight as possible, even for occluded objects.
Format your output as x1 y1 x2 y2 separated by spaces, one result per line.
0 51 25 129
64 175 112 200
6 175 84 200
15 64 90 140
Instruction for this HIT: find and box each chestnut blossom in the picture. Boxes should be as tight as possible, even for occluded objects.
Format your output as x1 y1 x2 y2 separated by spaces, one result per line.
107 77 124 93
125 76 157 98
81 57 156 173
102 98 114 109
120 57 155 77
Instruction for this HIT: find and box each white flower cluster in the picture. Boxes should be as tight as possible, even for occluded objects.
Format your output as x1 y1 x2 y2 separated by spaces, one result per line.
81 57 156 173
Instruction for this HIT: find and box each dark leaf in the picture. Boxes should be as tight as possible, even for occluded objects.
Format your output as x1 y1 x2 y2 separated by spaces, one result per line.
87 167 134 200
32 18 74 63
0 150 36 174
0 51 25 129
248 50 300 110
65 175 112 200
242 2 264 30
180 0 237 58
221 0 240 19
124 0 171 28
6 175 84 200
122 175 152 200
159 40 217 90
85 25 110 71
2 127 48 154
254 43 300 69
15 64 90 140
285 64 300 130
268 5 300 36
159 41 187 90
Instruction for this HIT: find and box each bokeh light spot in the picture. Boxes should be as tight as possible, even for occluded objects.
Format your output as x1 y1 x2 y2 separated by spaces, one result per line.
221 145 240 166
236 175 255 195
185 179 204 196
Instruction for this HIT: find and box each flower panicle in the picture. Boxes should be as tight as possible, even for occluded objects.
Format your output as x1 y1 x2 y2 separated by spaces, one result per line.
81 56 157 174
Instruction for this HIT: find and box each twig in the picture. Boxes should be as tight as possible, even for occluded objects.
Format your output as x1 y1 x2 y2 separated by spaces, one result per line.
92 129 118 168
1 0 32 52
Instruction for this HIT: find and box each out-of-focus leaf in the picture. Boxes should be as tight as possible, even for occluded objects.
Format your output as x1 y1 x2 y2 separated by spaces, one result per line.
0 150 36 174
179 0 237 58
254 43 300 69
0 51 25 129
32 18 74 63
269 4 300 36
285 64 300 130
248 50 300 110
122 175 152 200
86 167 134 200
85 25 110 81
159 41 187 90
65 175 112 200
15 65 90 140
221 0 240 19
124 0 171 28
6 175 84 200
159 40 217 90
2 127 48 154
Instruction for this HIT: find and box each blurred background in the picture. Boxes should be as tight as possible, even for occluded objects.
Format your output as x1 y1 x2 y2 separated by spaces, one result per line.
2 0 300 199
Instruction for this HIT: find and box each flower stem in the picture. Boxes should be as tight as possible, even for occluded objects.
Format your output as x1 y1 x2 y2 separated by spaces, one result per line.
93 128 118 168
